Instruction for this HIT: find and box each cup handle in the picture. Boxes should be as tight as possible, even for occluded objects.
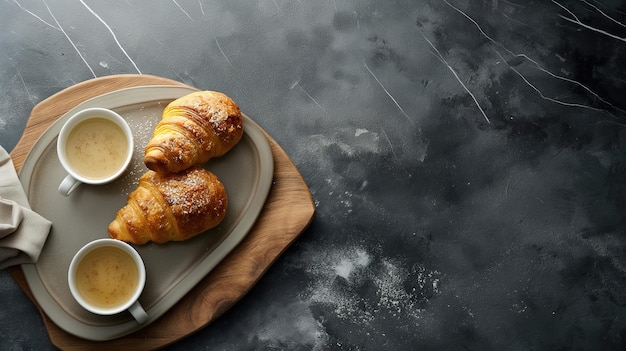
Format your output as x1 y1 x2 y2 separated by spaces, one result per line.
58 174 81 196
128 300 148 323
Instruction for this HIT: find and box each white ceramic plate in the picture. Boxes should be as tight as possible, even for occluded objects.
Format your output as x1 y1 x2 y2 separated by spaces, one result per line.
18 86 274 341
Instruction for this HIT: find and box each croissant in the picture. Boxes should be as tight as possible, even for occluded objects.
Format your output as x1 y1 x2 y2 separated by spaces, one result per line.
108 166 228 244
144 91 243 173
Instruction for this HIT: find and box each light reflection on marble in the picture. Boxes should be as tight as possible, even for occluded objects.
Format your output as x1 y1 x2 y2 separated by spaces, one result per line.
1 0 625 349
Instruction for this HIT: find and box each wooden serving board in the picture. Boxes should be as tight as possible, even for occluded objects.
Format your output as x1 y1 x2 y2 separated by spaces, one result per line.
7 74 315 350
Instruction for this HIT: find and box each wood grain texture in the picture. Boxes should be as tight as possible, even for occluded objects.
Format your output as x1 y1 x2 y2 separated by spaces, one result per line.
7 74 315 350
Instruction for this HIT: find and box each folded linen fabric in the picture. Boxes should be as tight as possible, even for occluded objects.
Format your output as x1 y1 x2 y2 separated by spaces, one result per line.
0 146 51 269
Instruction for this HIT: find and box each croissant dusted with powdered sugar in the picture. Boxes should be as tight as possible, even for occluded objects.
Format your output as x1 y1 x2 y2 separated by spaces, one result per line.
144 91 243 174
108 166 227 244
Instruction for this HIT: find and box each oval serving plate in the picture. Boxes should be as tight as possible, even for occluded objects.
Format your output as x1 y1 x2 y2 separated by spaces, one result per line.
18 85 274 341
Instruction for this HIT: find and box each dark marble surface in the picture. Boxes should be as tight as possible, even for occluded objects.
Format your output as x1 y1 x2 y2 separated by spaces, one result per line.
1 0 626 349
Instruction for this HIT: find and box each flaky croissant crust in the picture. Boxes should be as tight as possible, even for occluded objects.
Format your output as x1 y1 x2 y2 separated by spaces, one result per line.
144 91 243 174
108 166 228 244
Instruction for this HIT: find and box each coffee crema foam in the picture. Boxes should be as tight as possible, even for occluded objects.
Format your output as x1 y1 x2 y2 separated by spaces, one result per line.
65 118 128 179
75 246 139 309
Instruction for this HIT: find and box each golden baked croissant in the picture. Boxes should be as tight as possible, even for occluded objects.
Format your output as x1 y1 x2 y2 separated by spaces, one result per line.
144 91 243 173
108 166 228 244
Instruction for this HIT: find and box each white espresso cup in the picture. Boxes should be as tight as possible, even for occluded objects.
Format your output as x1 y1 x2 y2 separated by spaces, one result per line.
57 107 133 196
68 238 148 323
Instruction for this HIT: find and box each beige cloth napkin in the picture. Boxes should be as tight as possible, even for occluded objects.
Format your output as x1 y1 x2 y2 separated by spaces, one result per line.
0 146 51 269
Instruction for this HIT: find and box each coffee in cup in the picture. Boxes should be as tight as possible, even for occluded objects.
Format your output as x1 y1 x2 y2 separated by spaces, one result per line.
68 238 148 323
57 107 133 196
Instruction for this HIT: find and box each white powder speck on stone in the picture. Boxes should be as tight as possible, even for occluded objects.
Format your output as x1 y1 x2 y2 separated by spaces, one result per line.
334 259 354 280
295 244 441 326
355 249 370 266
251 301 329 350
375 259 415 317
355 128 369 137
333 249 370 280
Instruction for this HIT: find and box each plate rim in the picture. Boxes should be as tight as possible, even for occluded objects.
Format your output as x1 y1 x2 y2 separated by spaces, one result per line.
19 85 274 340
